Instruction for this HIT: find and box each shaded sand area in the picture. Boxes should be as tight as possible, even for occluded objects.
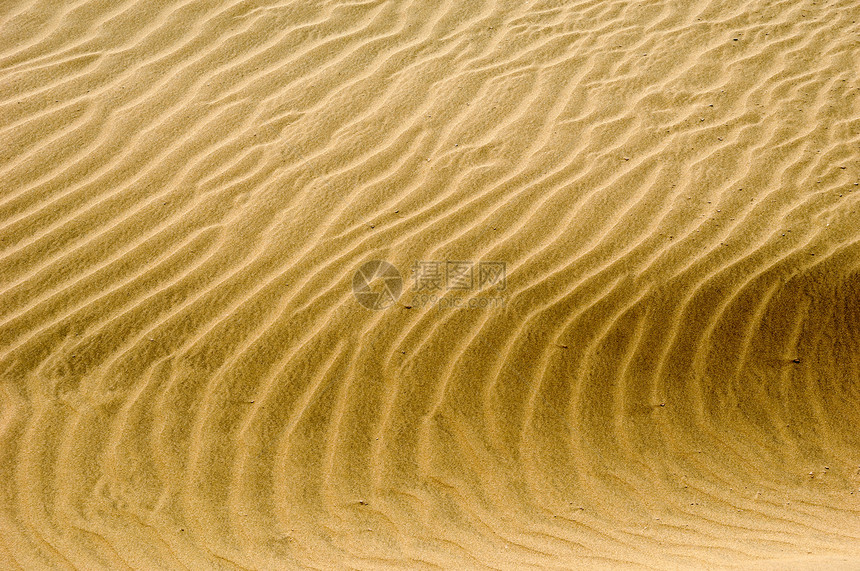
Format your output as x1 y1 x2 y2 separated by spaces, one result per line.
2 0 860 568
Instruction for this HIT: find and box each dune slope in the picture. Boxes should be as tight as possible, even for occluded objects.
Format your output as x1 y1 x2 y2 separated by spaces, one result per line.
1 0 860 568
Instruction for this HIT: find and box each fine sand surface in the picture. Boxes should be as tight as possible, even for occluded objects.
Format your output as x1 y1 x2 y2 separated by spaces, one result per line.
2 0 860 569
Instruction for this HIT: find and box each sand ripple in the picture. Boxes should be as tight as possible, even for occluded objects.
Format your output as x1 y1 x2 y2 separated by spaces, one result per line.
1 0 860 568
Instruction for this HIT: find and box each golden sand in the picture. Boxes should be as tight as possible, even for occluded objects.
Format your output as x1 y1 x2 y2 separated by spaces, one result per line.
1 0 860 568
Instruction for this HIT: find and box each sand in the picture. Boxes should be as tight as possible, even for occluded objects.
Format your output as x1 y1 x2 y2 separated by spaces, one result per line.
1 0 860 569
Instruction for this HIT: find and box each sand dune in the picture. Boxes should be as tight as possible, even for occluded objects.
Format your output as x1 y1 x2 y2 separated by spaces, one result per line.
1 0 860 568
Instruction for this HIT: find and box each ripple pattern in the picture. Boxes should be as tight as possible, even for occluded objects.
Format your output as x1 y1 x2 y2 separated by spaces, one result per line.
1 0 860 568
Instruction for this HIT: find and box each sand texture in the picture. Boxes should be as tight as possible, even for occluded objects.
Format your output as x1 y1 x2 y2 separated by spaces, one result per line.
1 0 860 568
